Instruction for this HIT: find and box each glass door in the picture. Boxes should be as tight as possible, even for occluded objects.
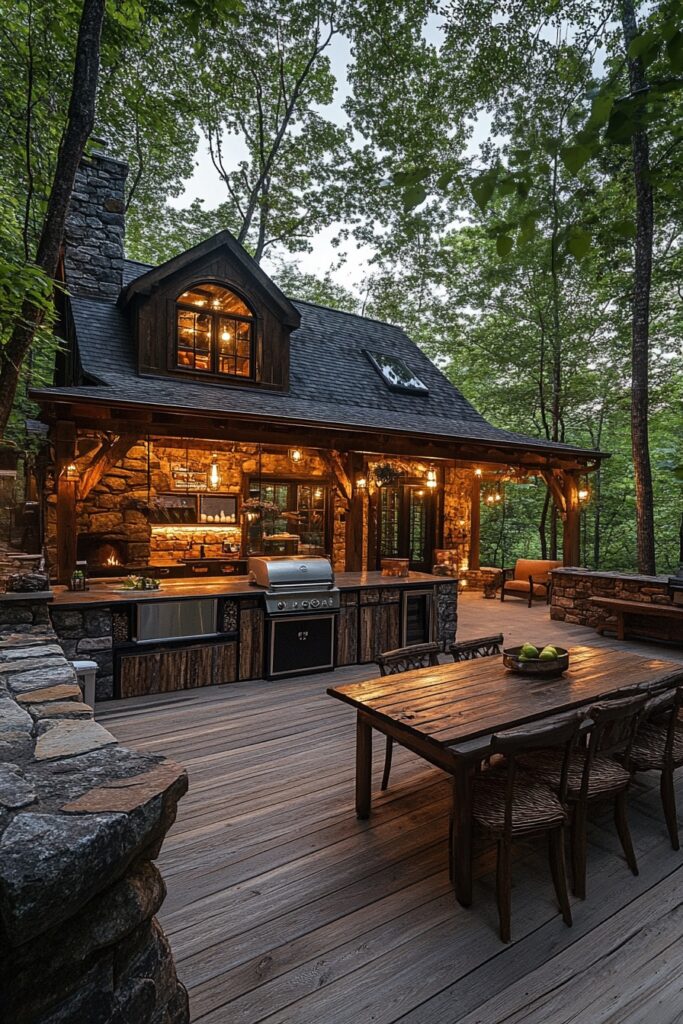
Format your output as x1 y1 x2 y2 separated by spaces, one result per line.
378 484 435 572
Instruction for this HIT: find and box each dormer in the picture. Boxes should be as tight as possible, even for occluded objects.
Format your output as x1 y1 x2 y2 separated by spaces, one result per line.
119 232 300 391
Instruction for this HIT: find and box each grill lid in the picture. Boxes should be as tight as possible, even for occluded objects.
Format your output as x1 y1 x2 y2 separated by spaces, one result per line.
248 555 335 590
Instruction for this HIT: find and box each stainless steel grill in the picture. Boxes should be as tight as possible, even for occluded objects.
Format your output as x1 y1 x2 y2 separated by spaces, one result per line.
248 556 340 615
248 556 340 679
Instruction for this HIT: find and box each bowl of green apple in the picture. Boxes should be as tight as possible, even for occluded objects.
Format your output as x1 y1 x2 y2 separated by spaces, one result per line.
502 642 569 677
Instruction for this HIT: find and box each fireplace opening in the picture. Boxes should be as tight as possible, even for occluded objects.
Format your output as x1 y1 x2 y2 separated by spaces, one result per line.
77 536 130 573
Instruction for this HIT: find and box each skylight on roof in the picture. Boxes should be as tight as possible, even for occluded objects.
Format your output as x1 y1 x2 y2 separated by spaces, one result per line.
365 350 429 394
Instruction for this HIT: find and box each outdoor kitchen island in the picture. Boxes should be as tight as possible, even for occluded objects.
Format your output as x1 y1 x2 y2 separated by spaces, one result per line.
49 569 456 700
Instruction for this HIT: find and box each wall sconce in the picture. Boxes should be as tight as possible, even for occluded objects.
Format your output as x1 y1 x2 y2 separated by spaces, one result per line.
426 465 437 489
63 463 79 481
474 467 483 477
356 477 367 491
208 454 221 491
289 448 303 464
578 487 590 502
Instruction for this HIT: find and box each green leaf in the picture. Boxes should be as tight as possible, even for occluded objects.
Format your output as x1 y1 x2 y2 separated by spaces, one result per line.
402 184 427 211
666 29 683 73
393 168 431 188
567 227 591 260
560 144 592 176
496 234 513 257
628 29 660 64
605 108 635 144
516 178 531 199
519 214 536 243
498 176 516 196
613 219 636 238
436 169 455 191
471 170 497 211
588 92 613 128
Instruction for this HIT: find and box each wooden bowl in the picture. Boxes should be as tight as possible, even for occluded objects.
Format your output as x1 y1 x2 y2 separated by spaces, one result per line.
503 645 569 678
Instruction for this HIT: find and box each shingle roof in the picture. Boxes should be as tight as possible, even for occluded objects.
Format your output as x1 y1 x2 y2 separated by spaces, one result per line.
35 260 601 460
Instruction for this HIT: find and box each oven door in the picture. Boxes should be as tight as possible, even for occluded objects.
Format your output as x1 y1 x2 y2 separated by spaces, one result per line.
267 613 336 679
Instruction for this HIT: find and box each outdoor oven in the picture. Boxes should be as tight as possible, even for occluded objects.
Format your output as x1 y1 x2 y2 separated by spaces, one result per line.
77 534 131 573
249 556 340 679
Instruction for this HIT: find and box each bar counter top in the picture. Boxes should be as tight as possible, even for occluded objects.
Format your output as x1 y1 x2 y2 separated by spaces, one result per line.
49 571 446 608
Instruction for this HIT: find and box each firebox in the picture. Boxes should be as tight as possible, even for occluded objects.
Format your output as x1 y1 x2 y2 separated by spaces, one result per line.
77 535 131 572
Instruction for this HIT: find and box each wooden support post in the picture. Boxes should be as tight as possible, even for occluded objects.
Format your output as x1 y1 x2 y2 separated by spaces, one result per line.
562 472 581 567
367 489 378 571
468 473 481 571
55 421 78 584
345 453 364 572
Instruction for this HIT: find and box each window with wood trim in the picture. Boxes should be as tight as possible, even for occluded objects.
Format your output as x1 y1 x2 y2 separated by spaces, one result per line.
176 283 254 378
246 479 329 556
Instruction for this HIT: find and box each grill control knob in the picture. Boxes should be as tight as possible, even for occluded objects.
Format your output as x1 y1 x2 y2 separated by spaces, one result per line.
301 601 309 609
277 601 285 610
310 599 320 608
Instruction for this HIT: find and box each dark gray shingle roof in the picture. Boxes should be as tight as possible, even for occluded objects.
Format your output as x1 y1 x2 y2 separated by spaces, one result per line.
36 261 600 459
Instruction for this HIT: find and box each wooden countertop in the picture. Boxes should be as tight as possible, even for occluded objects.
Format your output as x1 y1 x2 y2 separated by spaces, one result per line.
49 571 446 609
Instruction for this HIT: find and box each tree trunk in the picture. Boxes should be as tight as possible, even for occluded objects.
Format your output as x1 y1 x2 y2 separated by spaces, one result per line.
622 0 657 574
0 0 106 438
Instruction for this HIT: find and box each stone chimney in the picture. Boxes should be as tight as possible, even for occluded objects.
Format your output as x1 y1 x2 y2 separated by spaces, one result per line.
64 140 128 299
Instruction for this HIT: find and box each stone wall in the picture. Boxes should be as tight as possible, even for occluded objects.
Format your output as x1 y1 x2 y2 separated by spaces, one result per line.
51 606 114 701
0 595 188 1024
550 568 673 629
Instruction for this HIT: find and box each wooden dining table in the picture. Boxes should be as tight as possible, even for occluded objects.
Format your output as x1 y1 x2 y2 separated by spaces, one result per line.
327 644 683 907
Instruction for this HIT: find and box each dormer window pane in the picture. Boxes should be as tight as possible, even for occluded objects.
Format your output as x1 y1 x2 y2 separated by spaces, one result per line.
176 283 253 378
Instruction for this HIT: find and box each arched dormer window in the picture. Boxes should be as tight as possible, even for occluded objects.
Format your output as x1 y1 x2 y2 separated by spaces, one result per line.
176 282 254 378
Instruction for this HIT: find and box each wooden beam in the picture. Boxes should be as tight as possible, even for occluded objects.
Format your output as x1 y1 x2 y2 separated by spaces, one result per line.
345 453 365 572
319 450 352 506
468 473 481 571
78 434 134 500
54 421 77 585
563 472 581 566
541 470 567 516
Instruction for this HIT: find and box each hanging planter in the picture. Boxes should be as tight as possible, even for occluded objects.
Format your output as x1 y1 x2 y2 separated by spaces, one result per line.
372 462 403 488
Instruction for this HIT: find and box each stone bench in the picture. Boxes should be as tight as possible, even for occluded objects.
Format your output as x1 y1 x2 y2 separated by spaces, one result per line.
0 595 189 1024
590 596 683 644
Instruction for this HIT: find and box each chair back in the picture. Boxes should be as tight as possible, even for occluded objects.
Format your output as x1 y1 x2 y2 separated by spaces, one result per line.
513 559 561 582
450 633 504 663
489 715 582 836
642 684 683 769
376 642 440 677
580 693 648 793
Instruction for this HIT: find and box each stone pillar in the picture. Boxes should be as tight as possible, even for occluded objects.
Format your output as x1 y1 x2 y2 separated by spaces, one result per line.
64 142 128 299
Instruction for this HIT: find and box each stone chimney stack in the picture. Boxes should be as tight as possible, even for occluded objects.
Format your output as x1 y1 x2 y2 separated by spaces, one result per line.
64 140 128 299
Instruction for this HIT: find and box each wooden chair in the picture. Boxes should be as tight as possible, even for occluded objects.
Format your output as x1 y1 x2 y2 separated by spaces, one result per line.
376 642 441 791
629 685 683 849
499 559 562 607
450 634 504 662
470 715 581 943
519 693 647 898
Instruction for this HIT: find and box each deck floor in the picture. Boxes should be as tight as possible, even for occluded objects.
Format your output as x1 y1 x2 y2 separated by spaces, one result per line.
101 593 683 1023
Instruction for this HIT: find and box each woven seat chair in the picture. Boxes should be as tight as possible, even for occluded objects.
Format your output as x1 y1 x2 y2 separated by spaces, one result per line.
519 692 647 898
470 714 582 943
629 685 683 850
450 634 504 662
375 642 441 791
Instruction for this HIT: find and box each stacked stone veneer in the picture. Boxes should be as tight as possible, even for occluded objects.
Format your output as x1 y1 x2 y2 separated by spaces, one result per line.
64 148 128 299
550 568 673 628
51 605 114 701
0 595 188 1024
435 580 458 648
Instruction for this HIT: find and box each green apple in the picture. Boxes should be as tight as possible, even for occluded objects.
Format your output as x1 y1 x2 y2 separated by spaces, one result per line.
520 643 540 659
539 646 558 660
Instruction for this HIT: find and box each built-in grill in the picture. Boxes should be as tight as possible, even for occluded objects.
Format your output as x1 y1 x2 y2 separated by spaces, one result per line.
248 556 339 678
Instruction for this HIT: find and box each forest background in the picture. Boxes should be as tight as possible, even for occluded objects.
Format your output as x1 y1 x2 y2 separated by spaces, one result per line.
2 0 682 573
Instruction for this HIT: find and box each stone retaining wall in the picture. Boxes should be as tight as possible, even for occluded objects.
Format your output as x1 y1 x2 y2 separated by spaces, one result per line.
0 595 188 1024
550 567 673 629
435 580 458 648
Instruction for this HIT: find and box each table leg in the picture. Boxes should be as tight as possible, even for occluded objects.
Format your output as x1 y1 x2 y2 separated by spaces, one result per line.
356 713 372 819
451 762 474 907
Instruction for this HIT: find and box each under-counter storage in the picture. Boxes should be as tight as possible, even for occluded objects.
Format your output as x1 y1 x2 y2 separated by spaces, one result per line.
359 588 401 663
118 639 238 697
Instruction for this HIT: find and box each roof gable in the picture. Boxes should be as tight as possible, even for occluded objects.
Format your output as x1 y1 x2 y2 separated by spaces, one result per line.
119 230 300 328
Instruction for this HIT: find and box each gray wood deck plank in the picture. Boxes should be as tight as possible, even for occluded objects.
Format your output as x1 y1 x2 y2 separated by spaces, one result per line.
100 595 683 1023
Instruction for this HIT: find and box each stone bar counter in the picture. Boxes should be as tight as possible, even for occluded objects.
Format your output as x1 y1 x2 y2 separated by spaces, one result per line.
0 593 188 1024
48 572 458 700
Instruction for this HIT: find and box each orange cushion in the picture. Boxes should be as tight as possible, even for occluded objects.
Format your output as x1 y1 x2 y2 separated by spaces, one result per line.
513 559 562 581
505 579 548 596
